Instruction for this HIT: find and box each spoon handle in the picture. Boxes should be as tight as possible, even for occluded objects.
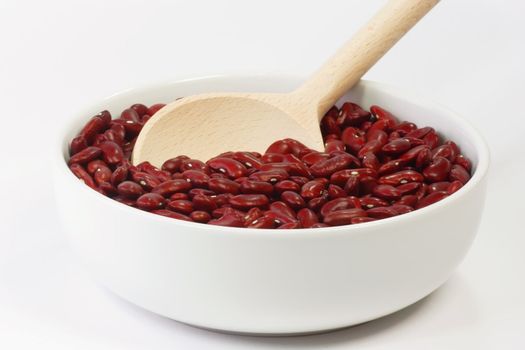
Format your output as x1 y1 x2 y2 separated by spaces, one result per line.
295 0 439 117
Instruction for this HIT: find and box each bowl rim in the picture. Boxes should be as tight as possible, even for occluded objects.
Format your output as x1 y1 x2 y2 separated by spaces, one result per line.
56 75 490 237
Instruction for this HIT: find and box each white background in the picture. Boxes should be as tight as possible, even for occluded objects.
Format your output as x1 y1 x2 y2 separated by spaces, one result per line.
1 0 524 349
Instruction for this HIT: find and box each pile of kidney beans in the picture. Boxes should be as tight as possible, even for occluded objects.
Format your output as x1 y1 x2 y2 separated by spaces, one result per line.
68 101 472 229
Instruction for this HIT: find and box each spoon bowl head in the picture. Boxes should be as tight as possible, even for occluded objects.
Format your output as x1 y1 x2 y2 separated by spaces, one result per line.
132 93 323 166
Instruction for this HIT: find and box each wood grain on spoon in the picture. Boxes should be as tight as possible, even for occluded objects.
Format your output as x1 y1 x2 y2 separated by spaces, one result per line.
133 0 439 166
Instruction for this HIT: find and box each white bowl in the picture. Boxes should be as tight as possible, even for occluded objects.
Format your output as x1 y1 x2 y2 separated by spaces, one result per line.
54 76 489 335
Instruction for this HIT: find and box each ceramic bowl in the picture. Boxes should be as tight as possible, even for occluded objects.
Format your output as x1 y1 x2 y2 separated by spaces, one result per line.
54 75 489 335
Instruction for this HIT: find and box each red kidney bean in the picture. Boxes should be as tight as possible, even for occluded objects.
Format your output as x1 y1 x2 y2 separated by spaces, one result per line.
279 222 302 229
182 170 210 188
137 193 165 211
93 134 108 146
394 121 417 135
152 209 192 221
368 118 393 134
188 188 215 199
297 208 319 228
151 179 192 197
229 194 269 210
362 152 380 171
208 177 241 194
330 168 377 186
395 194 418 207
454 154 472 172
366 206 399 219
422 157 451 182
320 197 359 218
111 164 129 186
121 108 140 122
341 127 366 154
379 170 424 186
325 140 346 153
261 152 285 163
431 144 455 161
132 172 161 191
370 105 397 126
360 196 389 209
308 223 327 228
113 195 136 206
243 207 264 225
260 162 311 177
372 184 402 200
397 182 420 195
69 163 96 189
281 191 306 209
70 135 88 155
399 145 429 163
310 154 354 177
111 119 143 138
390 204 414 215
389 131 401 140
416 191 449 209
98 141 124 165
130 103 148 117
366 129 388 145
192 194 217 212
423 131 440 149
301 180 327 199
80 116 107 143
357 140 383 158
447 180 463 194
167 199 194 214
406 126 433 139
338 102 371 126
415 183 428 200
382 138 411 155
415 147 432 169
249 169 289 183
428 181 450 193
117 181 144 199
86 159 107 174
306 193 328 212
269 201 297 219
208 214 244 227
190 210 211 223
449 164 470 184
210 193 232 207
274 180 300 194
378 159 407 176
207 157 247 178
264 211 297 225
161 155 190 173
180 159 208 173
68 146 101 165
351 217 377 224
359 176 378 195
232 152 263 169
147 103 166 115
328 184 346 199
247 216 278 229
324 208 368 226
137 162 171 182
93 165 112 185
240 180 273 195
301 152 330 166
170 192 189 201
321 108 341 134
343 176 359 196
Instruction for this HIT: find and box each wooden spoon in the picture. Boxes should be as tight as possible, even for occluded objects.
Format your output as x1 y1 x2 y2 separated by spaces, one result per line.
133 0 439 166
